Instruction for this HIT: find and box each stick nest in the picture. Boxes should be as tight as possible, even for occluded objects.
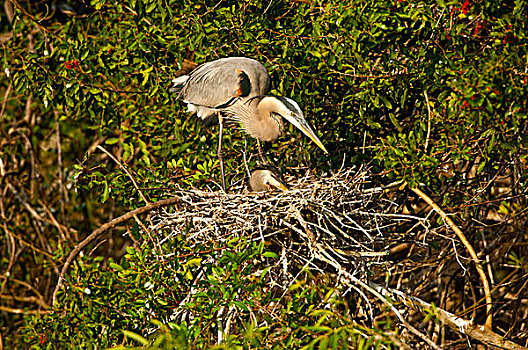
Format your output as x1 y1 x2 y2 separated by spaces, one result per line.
153 166 405 272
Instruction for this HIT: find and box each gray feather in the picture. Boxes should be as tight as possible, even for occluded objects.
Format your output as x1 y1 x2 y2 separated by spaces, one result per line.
173 57 271 120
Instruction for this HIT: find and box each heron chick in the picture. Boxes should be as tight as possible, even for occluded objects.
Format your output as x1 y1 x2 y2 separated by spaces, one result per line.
248 165 289 192
170 57 327 191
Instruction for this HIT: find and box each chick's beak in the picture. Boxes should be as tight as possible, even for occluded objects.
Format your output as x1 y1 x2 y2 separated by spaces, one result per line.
279 182 289 191
269 177 289 191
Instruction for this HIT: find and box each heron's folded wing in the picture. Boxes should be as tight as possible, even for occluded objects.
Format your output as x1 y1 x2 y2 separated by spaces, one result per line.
182 61 245 108
181 58 269 109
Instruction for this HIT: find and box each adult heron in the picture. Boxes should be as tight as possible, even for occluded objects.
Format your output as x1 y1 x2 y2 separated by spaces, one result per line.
170 57 327 190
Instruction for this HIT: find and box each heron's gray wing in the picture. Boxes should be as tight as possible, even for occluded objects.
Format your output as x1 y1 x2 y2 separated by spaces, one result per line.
181 58 271 109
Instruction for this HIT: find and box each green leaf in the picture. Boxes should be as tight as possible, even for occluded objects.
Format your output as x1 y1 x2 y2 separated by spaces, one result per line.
146 1 157 13
233 301 249 312
105 138 120 145
388 113 402 131
122 330 148 345
185 258 202 266
110 263 124 271
378 95 392 109
262 252 278 259
101 180 110 203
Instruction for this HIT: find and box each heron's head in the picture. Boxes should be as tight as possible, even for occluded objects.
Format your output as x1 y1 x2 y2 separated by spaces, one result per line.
260 96 328 153
248 165 289 192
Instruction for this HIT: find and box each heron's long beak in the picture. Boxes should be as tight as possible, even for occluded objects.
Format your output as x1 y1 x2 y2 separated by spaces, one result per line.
284 113 328 154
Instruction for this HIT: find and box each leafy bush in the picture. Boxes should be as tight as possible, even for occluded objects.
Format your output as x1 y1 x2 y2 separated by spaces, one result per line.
1 0 527 348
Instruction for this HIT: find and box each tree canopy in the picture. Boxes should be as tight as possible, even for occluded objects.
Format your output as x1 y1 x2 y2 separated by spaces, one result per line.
1 0 527 348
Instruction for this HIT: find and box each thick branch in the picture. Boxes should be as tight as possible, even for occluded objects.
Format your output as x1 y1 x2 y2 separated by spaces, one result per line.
369 282 527 350
411 187 493 328
51 197 181 305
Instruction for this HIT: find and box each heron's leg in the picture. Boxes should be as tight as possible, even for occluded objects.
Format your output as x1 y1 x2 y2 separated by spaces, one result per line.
257 139 270 165
243 133 251 178
217 114 227 192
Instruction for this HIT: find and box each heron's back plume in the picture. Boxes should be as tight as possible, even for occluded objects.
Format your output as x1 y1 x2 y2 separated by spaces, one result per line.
170 75 189 96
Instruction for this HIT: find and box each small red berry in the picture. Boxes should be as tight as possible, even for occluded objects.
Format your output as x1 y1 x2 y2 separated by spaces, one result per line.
461 0 470 14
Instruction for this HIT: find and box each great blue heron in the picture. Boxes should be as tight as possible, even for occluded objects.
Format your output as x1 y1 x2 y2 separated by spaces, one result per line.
170 57 327 190
248 164 289 192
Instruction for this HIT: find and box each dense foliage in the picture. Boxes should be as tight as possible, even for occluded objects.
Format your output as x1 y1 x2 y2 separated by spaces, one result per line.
1 0 527 348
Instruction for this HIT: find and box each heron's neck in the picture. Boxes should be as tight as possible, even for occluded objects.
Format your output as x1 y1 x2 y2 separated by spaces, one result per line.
233 100 283 141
